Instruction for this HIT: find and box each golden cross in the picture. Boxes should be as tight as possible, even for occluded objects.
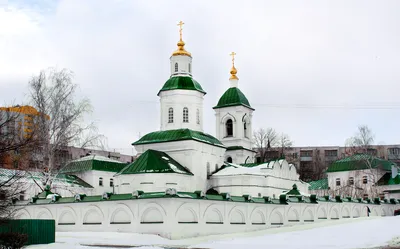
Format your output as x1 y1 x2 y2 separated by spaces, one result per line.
230 52 236 65
177 21 184 40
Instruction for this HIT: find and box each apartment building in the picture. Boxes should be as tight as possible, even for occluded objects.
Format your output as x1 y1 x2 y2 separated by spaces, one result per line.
257 145 400 182
0 105 135 169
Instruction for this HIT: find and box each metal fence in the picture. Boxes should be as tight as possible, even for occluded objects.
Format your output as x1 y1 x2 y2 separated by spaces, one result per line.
0 219 55 245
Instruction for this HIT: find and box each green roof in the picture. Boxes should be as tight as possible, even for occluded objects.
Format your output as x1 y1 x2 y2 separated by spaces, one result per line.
26 191 288 205
377 173 400 186
226 146 256 153
117 149 193 175
308 178 329 190
284 184 302 196
60 155 128 174
326 154 396 173
132 129 224 148
213 87 254 110
158 76 206 95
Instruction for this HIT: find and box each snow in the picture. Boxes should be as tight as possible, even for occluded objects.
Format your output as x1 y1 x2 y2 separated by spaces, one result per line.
27 216 400 249
168 162 187 174
72 154 124 164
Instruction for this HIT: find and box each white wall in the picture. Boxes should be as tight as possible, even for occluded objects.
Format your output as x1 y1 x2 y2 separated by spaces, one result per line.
75 171 117 195
159 89 204 132
327 169 387 197
116 173 194 193
211 160 308 197
16 197 398 239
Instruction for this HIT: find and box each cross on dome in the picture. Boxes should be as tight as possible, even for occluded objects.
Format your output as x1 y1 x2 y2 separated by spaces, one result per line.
172 20 192 57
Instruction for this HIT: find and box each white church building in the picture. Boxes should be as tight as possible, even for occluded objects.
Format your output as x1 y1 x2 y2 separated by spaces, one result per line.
15 22 398 239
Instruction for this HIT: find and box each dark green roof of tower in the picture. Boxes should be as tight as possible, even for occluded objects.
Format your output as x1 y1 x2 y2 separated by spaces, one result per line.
132 129 224 148
213 87 254 110
116 149 193 175
158 76 206 95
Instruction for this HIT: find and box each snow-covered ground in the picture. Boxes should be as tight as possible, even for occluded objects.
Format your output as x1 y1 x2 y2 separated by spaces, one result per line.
28 216 400 249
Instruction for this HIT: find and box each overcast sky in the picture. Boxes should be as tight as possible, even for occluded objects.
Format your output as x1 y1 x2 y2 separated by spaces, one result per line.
1 0 400 155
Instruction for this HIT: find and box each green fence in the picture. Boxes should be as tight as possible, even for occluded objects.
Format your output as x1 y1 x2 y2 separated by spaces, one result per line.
0 219 55 245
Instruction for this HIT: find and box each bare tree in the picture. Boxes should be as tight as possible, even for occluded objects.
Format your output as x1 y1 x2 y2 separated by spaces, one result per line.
0 106 35 220
28 68 104 189
345 125 375 154
277 133 293 156
253 128 278 162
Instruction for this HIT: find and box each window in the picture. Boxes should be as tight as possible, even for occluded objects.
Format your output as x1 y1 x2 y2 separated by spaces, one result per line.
110 178 114 187
13 161 18 169
336 178 341 186
99 177 103 186
188 63 191 73
168 108 174 123
207 163 211 179
366 148 377 156
348 177 354 185
226 119 233 137
325 150 338 157
174 63 178 72
363 176 368 184
389 148 400 155
19 191 25 201
215 163 218 171
183 107 189 123
227 157 233 163
243 121 248 138
300 150 312 157
196 109 200 124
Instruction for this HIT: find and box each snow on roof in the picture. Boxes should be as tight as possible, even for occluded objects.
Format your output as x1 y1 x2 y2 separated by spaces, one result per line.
214 159 297 177
72 154 124 164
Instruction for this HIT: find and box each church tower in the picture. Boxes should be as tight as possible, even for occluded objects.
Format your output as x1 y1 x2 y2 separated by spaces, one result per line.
158 21 205 132
213 53 256 164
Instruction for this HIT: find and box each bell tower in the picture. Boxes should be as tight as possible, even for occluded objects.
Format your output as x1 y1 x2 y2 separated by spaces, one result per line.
213 53 256 164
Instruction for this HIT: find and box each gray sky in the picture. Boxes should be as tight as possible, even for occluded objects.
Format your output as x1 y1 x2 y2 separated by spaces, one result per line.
1 0 400 155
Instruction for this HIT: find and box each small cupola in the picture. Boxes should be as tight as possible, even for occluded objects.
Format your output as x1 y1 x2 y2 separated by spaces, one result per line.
170 21 193 77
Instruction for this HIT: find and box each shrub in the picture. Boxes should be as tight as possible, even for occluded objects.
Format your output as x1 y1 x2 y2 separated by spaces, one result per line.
0 232 28 249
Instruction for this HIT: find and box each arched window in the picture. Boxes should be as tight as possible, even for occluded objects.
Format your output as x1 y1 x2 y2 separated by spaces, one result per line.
168 108 174 123
99 177 103 187
207 162 211 179
110 178 114 187
196 109 200 124
227 157 233 163
183 107 189 123
174 63 178 72
244 121 248 138
189 63 191 73
226 119 233 137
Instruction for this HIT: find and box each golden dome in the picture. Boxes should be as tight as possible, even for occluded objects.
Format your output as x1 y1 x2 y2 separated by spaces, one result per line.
172 40 192 57
230 65 238 80
229 52 238 80
172 21 192 57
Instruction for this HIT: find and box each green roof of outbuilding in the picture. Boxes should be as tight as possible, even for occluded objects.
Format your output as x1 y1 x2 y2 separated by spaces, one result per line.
116 149 193 175
158 76 206 95
60 155 127 174
326 154 396 173
132 129 224 148
213 87 254 110
377 172 400 186
308 178 329 190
